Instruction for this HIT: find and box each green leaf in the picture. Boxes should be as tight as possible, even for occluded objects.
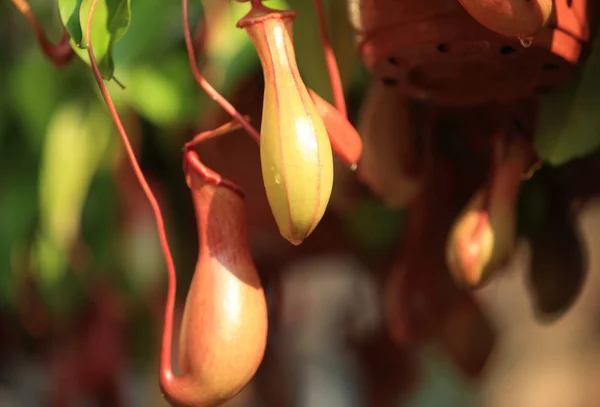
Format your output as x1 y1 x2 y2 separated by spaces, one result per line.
80 171 117 271
8 50 64 152
118 56 199 127
0 182 38 308
58 0 132 79
534 37 600 166
58 0 85 45
0 112 40 309
516 175 548 238
35 100 113 289
112 0 174 66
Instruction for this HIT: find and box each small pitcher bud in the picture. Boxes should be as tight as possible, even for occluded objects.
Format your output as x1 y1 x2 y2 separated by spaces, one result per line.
238 4 334 246
160 151 268 407
446 136 532 288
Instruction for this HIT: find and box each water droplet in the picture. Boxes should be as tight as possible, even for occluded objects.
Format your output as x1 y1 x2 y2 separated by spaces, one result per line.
274 174 282 184
350 163 358 172
518 37 533 48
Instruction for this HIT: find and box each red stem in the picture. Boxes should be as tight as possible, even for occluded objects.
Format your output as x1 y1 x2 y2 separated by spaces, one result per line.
313 0 347 118
182 0 260 143
85 0 178 386
11 0 74 68
471 132 504 243
184 115 249 150
183 119 249 197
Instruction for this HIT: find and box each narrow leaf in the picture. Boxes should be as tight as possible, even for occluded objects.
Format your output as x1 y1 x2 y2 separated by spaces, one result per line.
58 0 132 79
534 37 600 165
35 100 113 289
58 0 85 45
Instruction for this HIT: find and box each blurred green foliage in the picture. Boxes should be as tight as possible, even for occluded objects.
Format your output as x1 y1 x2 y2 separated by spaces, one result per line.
535 33 600 166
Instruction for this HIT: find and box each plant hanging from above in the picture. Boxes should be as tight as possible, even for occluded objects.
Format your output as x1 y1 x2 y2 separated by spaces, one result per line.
10 0 600 404
76 0 364 404
237 2 335 246
182 0 363 246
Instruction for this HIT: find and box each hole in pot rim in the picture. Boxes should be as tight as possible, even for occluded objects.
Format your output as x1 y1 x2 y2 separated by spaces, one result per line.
382 77 398 86
500 45 516 55
437 43 450 53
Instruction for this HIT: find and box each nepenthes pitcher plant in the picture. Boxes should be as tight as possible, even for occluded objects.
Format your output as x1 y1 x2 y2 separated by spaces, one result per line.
9 0 596 405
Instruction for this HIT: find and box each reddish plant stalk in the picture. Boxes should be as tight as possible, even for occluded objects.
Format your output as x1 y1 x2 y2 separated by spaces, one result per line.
182 0 260 142
313 0 347 117
84 0 178 395
184 116 251 151
11 0 74 68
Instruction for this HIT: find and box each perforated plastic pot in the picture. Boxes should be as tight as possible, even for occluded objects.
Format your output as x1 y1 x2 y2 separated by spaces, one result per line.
347 0 594 106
